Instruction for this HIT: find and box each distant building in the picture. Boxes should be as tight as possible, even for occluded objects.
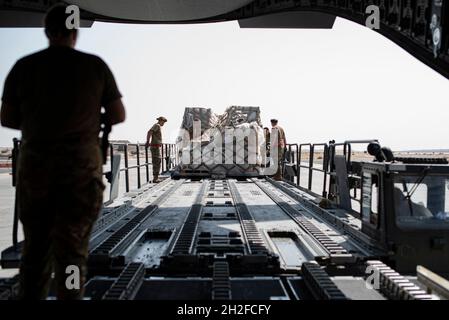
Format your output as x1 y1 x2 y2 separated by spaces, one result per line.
0 148 12 159
109 140 131 152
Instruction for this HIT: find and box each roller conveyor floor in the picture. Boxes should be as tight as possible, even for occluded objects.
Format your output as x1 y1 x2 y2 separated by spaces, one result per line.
64 177 437 300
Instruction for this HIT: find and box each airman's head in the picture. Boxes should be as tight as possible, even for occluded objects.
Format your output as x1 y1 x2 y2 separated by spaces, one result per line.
44 4 78 48
157 116 168 126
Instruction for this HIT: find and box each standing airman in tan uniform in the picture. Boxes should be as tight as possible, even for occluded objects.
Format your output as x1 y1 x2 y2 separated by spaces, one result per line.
271 119 287 181
146 117 167 183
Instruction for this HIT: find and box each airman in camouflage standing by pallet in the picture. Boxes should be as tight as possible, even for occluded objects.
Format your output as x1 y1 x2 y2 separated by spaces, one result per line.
0 4 126 299
146 116 167 183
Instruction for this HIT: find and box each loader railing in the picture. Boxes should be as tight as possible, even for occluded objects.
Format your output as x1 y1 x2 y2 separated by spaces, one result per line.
284 140 378 215
284 142 330 198
108 142 179 193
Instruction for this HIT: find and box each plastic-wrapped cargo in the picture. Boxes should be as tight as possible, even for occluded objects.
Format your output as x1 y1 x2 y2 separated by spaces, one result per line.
180 107 218 142
216 106 262 128
174 106 266 178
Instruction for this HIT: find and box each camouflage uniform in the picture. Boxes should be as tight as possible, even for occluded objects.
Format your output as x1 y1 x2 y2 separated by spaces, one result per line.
149 123 163 180
272 125 286 180
17 142 104 300
1 46 122 299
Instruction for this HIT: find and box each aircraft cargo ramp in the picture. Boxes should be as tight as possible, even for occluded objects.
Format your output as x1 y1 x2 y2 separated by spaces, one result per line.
2 172 447 300
71 177 388 300
1 108 449 300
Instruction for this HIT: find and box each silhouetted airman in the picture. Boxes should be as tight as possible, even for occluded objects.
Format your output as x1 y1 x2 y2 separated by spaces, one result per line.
0 4 126 300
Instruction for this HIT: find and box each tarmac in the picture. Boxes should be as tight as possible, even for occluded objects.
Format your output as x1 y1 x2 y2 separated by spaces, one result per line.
0 171 21 278
0 159 153 278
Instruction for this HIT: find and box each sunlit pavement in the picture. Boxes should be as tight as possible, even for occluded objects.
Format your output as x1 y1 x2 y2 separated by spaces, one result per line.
0 172 21 278
0 161 150 278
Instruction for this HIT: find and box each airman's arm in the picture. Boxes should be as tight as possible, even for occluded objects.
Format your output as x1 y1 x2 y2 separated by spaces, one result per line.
0 102 21 130
1 62 21 130
146 129 153 147
146 126 158 147
101 59 125 126
104 98 126 125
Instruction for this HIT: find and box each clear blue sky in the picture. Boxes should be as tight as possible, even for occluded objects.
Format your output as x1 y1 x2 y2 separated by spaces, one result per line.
1 17 448 150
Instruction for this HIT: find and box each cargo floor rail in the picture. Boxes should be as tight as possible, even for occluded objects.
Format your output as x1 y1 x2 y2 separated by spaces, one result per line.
90 180 183 259
102 263 145 300
302 262 347 300
212 261 232 300
253 179 354 263
228 180 269 255
170 180 208 255
366 261 434 300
